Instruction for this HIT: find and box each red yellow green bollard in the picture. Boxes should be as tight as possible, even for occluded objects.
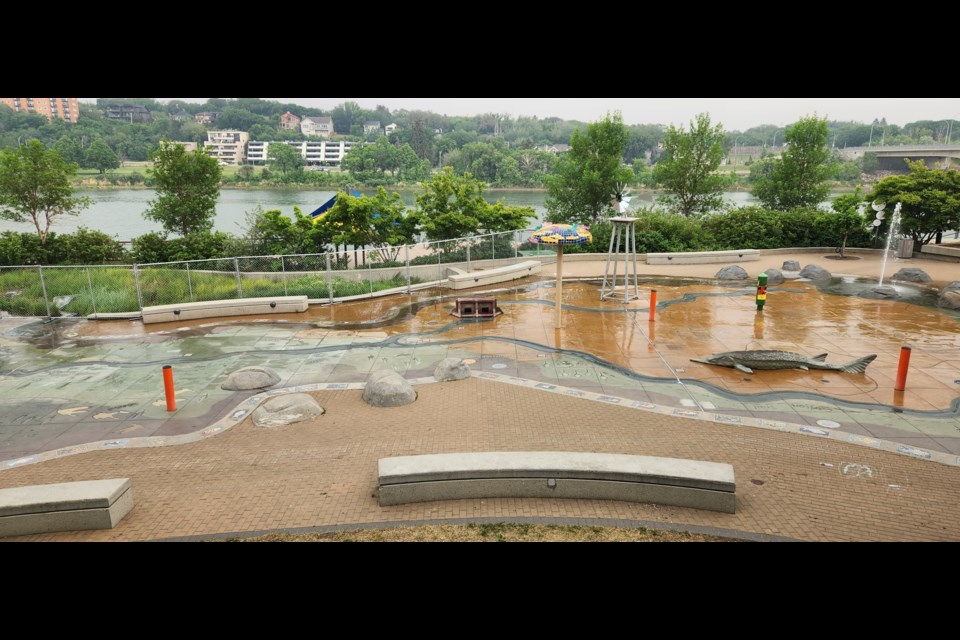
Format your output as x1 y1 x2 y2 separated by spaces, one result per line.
757 273 768 312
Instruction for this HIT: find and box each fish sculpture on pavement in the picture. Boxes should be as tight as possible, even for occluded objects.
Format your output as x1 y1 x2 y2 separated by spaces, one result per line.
691 351 877 375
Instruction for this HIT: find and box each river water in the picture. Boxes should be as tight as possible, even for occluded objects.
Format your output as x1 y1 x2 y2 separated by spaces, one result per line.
0 189 768 240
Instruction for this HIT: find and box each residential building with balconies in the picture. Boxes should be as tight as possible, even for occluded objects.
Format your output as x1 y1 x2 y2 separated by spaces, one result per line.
204 131 250 166
0 97 79 123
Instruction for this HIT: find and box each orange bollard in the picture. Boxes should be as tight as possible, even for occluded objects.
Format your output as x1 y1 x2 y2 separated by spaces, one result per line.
895 347 912 392
649 290 658 323
163 365 177 412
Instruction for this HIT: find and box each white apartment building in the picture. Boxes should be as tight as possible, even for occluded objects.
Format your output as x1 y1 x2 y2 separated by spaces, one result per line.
247 140 357 166
204 131 249 166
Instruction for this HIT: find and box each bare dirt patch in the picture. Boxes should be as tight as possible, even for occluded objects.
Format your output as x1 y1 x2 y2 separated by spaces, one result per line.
229 524 737 543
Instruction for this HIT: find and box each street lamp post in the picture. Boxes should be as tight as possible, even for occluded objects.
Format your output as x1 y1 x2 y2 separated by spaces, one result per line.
947 113 960 144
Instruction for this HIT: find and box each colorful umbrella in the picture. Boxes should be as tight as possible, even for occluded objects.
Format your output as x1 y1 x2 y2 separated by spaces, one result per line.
530 223 593 328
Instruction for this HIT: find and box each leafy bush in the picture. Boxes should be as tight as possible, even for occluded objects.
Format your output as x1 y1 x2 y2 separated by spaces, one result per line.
0 229 127 266
703 207 784 250
0 232 46 266
707 206 872 250
131 231 233 264
54 228 128 264
130 232 170 264
636 212 715 252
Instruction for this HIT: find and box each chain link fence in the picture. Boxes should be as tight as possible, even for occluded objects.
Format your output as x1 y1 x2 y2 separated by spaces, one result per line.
0 231 536 318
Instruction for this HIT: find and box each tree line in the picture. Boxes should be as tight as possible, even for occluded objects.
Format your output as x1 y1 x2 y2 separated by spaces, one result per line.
2 117 958 268
0 141 536 266
4 98 957 190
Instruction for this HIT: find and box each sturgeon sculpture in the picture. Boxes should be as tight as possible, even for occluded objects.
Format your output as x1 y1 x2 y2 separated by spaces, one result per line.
691 351 877 375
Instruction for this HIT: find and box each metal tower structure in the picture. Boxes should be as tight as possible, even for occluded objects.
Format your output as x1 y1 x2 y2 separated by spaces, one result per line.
600 217 640 303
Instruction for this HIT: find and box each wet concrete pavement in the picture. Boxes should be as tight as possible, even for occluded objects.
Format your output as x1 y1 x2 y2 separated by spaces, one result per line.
1 253 959 470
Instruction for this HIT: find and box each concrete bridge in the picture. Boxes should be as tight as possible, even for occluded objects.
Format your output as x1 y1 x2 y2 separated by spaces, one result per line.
840 145 960 171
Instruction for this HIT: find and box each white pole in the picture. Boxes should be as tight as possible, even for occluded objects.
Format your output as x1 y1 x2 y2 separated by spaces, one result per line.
555 245 564 329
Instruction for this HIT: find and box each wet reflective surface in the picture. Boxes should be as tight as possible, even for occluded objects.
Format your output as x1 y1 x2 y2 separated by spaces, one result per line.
1 276 959 462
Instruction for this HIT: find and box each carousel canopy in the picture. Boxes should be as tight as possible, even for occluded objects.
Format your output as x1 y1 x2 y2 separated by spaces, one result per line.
530 223 593 246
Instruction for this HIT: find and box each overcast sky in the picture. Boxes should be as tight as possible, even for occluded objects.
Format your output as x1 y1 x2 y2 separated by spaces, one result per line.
95 98 959 129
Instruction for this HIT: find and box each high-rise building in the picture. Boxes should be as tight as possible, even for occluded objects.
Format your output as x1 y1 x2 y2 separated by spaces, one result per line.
0 98 80 123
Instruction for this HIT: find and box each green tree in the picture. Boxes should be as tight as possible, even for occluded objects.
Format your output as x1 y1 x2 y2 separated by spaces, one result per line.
367 188 419 261
267 143 305 175
861 152 880 174
54 136 83 165
342 137 401 183
417 168 534 241
754 116 832 210
83 138 120 175
748 158 776 184
331 101 362 135
545 112 632 224
248 206 325 255
145 142 222 236
397 144 431 182
410 119 435 163
624 125 664 163
0 140 90 245
824 188 868 256
216 107 266 132
868 161 960 245
654 113 726 217
317 192 377 264
319 189 419 263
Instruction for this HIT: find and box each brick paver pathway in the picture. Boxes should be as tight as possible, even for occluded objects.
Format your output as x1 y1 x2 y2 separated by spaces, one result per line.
2 379 958 542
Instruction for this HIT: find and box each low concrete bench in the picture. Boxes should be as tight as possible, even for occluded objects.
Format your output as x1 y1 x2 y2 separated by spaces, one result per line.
142 296 309 325
647 250 761 266
378 452 736 514
920 244 960 262
0 479 134 538
447 261 542 291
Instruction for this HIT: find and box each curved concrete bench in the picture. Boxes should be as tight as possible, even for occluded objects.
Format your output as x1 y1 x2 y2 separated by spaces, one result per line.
142 296 309 325
921 244 960 262
378 452 736 514
647 250 760 266
447 261 542 291
0 479 133 538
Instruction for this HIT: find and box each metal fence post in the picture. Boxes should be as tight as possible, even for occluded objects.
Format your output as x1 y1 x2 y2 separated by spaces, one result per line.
234 258 243 299
37 266 52 318
281 256 288 297
86 267 98 318
325 253 334 302
491 233 497 268
466 242 471 272
368 250 374 298
515 231 520 263
405 245 412 294
186 263 194 302
134 265 143 312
